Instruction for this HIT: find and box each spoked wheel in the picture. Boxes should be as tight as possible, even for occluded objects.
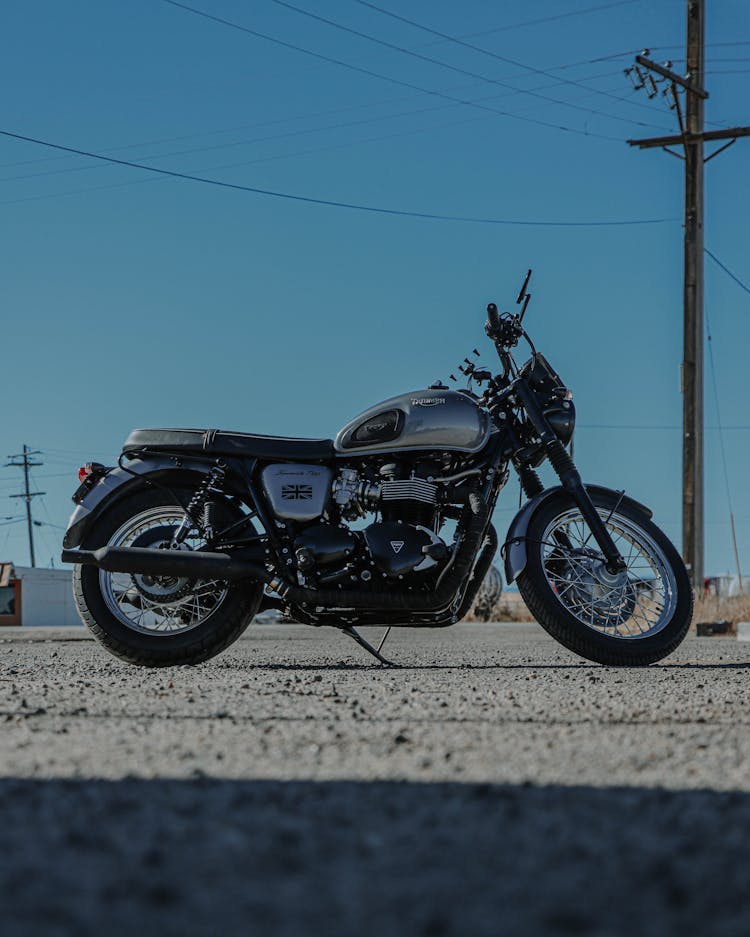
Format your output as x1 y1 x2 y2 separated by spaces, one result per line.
102 509 229 636
73 486 263 667
516 490 693 665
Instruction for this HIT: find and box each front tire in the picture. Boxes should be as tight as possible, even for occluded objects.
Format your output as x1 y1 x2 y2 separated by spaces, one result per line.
73 486 263 667
516 490 692 666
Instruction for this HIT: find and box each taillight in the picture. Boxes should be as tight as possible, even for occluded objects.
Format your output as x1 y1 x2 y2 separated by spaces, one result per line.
78 464 93 483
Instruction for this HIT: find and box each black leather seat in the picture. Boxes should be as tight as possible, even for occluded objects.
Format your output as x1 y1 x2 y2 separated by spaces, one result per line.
123 428 335 461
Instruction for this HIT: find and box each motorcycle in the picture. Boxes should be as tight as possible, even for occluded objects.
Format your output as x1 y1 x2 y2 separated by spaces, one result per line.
62 271 692 667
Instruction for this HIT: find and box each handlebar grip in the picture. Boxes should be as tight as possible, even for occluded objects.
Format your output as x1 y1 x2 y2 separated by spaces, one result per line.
486 302 501 336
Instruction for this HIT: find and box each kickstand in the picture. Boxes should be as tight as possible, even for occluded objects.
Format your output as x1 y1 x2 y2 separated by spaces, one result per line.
341 625 399 667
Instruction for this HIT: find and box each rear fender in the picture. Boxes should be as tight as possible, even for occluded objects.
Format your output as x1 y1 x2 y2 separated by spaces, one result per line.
502 484 653 585
63 456 223 549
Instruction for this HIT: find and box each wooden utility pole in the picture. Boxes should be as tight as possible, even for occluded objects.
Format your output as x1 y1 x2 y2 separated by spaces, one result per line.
5 445 45 568
683 0 705 591
626 0 750 590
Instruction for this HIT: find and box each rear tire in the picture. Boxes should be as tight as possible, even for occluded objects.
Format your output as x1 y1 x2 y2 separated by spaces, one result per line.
516 489 693 666
73 486 263 667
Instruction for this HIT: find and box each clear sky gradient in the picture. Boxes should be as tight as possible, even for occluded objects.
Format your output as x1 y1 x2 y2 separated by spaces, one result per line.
1 0 749 575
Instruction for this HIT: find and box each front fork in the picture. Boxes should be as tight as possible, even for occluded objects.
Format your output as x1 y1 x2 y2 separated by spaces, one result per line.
514 383 626 574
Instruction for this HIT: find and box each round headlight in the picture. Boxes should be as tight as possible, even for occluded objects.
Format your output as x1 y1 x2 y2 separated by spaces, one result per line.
543 399 576 445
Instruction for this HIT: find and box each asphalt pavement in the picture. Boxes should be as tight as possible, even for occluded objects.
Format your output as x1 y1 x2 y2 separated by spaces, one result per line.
2 622 750 937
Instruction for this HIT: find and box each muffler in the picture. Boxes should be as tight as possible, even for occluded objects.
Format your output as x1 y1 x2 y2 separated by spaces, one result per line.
61 547 271 583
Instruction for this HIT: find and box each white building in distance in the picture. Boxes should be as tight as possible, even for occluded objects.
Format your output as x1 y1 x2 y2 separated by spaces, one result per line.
0 563 79 627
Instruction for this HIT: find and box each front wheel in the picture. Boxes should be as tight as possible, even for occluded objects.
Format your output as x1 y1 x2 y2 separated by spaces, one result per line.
73 486 263 667
516 490 693 666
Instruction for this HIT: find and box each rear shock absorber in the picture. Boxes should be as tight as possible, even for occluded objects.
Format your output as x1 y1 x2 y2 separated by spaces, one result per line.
171 464 226 546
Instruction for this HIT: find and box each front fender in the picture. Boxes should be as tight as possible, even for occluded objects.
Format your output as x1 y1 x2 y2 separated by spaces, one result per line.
62 456 216 550
502 484 653 585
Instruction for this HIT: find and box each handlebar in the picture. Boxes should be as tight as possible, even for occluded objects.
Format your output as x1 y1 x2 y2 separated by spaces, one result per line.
485 303 524 350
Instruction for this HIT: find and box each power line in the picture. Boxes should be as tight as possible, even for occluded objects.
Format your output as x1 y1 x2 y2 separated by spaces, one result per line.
0 60 641 175
2 82 641 203
159 0 624 141
0 110 510 205
551 47 734 135
447 1 640 39
554 49 643 69
0 69 641 190
705 303 744 587
578 424 750 430
705 310 732 508
705 248 750 296
0 80 640 196
654 40 750 51
345 0 668 125
270 0 672 133
0 98 488 184
0 87 464 170
0 73 629 187
39 447 114 457
0 127 677 227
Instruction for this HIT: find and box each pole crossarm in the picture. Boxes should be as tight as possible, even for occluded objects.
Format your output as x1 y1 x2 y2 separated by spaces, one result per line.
635 55 708 98
627 127 750 149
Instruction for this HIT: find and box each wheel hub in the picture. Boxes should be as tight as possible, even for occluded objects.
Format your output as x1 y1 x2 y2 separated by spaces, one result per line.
566 554 634 625
129 525 196 605
540 506 678 640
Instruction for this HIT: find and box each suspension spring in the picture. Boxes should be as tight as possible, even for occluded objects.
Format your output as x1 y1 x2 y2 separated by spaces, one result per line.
172 465 226 545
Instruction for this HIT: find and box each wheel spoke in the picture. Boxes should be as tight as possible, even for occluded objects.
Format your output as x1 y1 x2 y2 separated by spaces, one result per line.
540 506 677 640
99 506 232 636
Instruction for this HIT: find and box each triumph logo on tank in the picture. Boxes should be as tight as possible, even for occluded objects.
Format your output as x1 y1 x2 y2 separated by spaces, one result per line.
281 484 313 500
390 541 405 553
411 397 445 407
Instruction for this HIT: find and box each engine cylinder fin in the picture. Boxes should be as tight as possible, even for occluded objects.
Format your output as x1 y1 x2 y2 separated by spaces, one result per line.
380 479 438 505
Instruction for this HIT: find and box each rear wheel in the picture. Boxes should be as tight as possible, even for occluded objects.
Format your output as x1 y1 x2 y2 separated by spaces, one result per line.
516 490 692 666
73 486 263 667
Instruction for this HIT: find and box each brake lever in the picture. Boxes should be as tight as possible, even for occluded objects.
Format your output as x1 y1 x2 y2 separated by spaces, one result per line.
491 315 523 349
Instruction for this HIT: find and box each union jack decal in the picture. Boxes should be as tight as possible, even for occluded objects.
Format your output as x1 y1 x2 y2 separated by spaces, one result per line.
281 484 313 500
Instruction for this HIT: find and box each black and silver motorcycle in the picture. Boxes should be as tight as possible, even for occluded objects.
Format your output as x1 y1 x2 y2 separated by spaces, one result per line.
62 271 692 667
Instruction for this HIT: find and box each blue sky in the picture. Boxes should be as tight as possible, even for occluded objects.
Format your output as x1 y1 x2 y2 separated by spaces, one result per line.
1 0 749 575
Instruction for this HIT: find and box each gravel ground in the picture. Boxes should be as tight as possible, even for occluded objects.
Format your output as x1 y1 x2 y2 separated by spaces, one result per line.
2 622 750 936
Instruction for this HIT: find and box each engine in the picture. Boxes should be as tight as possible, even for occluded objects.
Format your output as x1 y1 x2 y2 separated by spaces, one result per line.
260 461 455 587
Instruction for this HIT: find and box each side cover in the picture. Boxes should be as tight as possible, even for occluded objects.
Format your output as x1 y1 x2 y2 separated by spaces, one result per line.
261 464 333 522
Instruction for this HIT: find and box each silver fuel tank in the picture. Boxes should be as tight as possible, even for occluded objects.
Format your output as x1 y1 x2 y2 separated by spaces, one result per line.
334 389 491 455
